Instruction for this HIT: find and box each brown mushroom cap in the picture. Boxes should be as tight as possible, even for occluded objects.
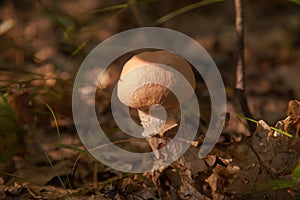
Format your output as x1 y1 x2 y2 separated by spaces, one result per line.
117 50 196 110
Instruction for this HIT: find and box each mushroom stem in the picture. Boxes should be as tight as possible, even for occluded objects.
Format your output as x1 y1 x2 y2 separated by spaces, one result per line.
137 107 180 159
138 107 180 137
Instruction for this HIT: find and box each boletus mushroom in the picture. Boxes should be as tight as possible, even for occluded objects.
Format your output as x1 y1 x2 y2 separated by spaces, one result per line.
117 50 207 199
118 50 195 133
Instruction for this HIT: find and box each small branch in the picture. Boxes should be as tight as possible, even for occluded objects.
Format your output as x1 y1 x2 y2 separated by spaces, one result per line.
234 0 256 133
234 0 244 91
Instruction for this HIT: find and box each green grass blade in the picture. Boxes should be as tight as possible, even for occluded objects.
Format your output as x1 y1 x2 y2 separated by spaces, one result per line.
42 101 60 139
236 114 294 138
42 148 69 191
89 0 157 14
53 143 88 155
37 0 72 41
289 0 300 5
0 170 65 196
0 170 27 180
69 40 87 59
154 0 223 25
89 3 129 14
39 101 73 193
270 126 293 138
256 179 297 192
292 165 300 180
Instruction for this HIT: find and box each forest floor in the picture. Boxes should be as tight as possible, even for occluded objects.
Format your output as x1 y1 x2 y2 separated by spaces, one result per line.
0 0 300 199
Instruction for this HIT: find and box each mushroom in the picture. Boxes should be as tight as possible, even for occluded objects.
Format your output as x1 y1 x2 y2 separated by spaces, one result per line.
117 50 195 137
117 50 207 198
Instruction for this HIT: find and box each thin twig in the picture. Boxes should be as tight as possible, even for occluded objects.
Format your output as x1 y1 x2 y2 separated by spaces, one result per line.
234 0 256 133
234 0 244 91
